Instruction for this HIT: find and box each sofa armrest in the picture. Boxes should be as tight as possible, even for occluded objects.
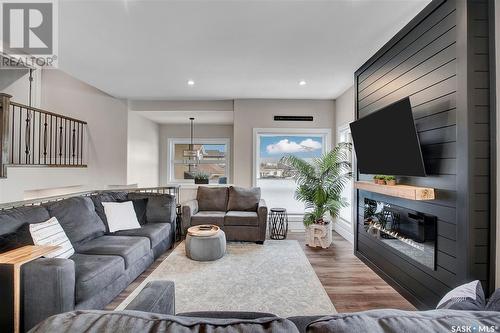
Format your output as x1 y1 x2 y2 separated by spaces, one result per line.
22 257 75 331
182 199 199 234
257 199 268 241
124 281 175 315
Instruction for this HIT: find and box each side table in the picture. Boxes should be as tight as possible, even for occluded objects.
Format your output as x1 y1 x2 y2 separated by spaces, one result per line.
0 245 60 333
269 208 288 240
176 204 182 241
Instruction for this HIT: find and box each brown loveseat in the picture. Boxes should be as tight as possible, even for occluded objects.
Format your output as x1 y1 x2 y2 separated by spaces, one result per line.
182 186 267 243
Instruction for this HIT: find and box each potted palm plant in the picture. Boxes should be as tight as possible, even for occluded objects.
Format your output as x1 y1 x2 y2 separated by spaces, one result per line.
280 142 352 248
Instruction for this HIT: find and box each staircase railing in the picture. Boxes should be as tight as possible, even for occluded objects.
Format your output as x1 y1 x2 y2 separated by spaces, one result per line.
0 93 87 177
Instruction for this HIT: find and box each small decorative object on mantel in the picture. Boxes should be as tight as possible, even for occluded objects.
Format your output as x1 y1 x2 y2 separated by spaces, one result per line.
384 176 396 186
373 175 385 185
280 142 352 249
193 171 210 184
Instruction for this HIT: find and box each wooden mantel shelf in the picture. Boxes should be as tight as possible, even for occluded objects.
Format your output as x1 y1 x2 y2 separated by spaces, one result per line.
354 181 435 201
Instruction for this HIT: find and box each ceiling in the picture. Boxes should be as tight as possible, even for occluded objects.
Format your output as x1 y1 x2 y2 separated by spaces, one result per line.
134 110 234 124
58 0 431 100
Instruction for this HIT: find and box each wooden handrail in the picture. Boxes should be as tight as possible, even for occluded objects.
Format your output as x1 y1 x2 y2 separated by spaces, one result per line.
9 101 87 124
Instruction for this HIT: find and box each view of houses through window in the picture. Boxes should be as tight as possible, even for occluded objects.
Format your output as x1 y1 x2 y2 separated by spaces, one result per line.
255 132 329 215
169 139 229 183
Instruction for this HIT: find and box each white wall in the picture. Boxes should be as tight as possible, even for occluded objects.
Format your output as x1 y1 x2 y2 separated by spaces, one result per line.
335 86 355 140
233 99 335 187
127 112 160 187
159 124 234 185
0 69 129 202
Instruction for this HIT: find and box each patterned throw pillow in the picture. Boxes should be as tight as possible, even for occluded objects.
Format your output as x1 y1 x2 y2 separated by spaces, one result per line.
436 280 485 310
486 289 500 311
29 217 75 259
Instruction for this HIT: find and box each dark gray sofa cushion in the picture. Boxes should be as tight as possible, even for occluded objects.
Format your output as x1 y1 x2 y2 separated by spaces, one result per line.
306 309 500 333
486 289 500 311
125 281 176 315
29 310 299 333
191 211 225 228
91 193 149 229
225 211 259 226
44 197 106 245
178 311 277 319
76 235 150 268
0 206 50 234
113 223 171 248
71 253 125 303
227 186 261 212
197 186 228 211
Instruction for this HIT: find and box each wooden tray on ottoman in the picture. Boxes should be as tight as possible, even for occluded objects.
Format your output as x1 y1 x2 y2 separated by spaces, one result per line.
187 225 220 237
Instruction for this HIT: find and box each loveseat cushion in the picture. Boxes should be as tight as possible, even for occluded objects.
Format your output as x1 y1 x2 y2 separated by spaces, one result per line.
305 309 500 333
44 197 106 246
0 206 50 234
71 253 125 303
227 186 261 212
197 186 228 211
191 211 225 228
76 235 150 268
29 310 299 333
225 211 259 226
113 223 171 248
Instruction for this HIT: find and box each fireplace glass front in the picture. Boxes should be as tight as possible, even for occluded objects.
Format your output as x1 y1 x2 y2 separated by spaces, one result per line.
363 198 437 270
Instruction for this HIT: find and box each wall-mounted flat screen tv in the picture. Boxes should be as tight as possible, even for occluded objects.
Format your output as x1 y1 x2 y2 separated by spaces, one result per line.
349 97 426 177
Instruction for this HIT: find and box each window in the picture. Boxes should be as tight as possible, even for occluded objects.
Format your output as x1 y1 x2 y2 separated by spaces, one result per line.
168 138 230 183
337 124 353 224
254 129 331 215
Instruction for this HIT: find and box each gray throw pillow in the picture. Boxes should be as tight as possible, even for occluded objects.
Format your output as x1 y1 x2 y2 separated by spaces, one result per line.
436 280 485 311
227 186 261 212
197 186 228 211
486 289 500 311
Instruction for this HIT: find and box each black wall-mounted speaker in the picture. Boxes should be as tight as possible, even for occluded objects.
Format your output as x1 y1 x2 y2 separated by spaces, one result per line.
274 116 313 121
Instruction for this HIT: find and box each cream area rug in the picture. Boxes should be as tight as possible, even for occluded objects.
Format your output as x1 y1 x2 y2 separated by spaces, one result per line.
116 240 336 317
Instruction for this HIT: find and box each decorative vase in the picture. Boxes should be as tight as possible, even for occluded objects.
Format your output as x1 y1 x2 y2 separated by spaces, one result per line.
376 179 386 185
386 180 396 186
305 221 332 249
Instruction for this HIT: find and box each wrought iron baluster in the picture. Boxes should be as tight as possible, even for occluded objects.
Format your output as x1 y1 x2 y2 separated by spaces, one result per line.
43 113 48 164
72 121 76 165
59 119 63 164
25 109 31 164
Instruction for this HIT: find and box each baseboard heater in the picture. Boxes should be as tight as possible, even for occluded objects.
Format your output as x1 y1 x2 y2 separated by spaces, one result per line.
274 115 313 122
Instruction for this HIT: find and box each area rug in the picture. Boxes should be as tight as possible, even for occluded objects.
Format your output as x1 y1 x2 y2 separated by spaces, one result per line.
116 240 336 317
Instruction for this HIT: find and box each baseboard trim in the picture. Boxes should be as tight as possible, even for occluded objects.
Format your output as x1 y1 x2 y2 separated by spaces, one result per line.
333 222 353 244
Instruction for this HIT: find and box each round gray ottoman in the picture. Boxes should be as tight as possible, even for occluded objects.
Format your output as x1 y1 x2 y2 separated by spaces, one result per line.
185 226 226 261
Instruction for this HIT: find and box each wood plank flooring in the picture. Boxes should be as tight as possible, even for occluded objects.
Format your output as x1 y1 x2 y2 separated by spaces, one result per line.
106 231 415 312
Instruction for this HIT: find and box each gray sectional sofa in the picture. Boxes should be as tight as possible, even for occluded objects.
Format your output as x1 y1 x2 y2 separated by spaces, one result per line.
182 186 268 243
29 280 500 333
0 191 176 332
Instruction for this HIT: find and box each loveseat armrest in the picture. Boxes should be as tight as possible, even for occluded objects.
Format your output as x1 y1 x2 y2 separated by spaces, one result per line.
182 199 199 233
22 257 76 331
124 281 175 315
257 199 268 242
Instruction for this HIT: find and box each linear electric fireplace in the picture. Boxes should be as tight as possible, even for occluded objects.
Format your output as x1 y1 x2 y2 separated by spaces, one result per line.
363 198 437 270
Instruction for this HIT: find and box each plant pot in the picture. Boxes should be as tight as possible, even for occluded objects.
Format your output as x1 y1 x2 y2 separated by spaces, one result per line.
373 179 378 184
194 179 209 184
305 221 332 249
376 179 386 185
386 180 396 186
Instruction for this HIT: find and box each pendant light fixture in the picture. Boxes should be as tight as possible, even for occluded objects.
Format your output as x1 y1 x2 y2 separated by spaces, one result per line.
183 117 199 170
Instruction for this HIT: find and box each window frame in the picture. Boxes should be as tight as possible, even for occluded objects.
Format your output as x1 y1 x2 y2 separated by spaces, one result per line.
167 138 231 184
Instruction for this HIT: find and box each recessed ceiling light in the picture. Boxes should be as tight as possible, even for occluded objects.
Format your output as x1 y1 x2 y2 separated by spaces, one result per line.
187 80 195 86
299 80 307 86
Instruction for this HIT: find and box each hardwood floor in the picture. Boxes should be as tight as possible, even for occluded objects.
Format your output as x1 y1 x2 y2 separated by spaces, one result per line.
106 231 415 312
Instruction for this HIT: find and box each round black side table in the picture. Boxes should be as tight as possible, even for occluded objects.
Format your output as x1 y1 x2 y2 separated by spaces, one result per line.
269 208 288 240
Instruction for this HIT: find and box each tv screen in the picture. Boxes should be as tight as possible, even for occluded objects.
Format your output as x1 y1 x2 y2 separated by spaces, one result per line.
349 97 426 177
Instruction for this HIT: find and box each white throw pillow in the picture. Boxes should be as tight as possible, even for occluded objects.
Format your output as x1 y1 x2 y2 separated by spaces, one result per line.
102 201 141 233
29 217 75 259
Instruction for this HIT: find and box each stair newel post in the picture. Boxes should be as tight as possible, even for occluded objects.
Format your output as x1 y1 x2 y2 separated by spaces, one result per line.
0 93 11 178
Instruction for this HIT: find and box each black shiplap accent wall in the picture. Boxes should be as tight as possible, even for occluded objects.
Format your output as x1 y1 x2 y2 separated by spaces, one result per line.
354 0 494 308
